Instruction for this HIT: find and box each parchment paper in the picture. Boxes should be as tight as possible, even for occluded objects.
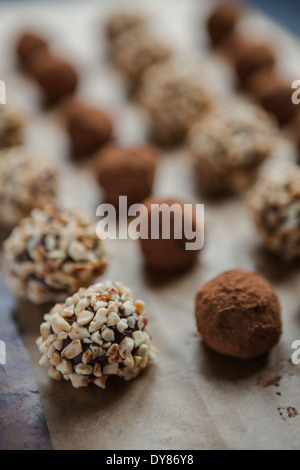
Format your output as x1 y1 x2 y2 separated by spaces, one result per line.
1 0 300 450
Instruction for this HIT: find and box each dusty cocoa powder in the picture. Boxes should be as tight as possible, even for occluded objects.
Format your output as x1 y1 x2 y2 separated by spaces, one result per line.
195 269 282 359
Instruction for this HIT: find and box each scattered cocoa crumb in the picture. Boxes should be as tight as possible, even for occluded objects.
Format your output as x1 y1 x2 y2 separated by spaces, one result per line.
277 407 299 421
257 374 282 388
256 359 296 390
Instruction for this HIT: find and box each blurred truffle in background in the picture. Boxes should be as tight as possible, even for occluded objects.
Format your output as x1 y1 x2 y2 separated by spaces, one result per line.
139 197 202 272
188 99 277 196
0 148 57 227
95 143 158 207
26 49 78 104
0 106 24 148
15 31 49 70
233 41 276 87
62 96 113 158
111 27 172 91
206 1 242 46
105 10 146 44
249 168 300 258
138 60 211 146
247 68 296 125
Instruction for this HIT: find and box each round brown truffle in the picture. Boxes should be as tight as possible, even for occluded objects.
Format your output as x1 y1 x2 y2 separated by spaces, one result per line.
62 97 113 157
138 60 211 146
139 197 202 272
15 31 48 68
247 69 296 125
27 49 78 104
195 269 282 359
95 144 158 207
111 28 172 89
105 11 146 43
234 42 275 87
207 1 241 46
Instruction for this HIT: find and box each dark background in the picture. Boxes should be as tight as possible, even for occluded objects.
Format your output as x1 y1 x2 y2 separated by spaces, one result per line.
1 1 300 37
249 0 300 36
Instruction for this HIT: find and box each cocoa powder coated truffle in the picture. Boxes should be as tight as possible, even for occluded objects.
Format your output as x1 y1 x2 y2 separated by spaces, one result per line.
188 99 277 195
63 97 113 157
27 49 78 104
96 143 158 207
247 69 296 125
3 205 107 304
249 168 300 258
207 1 241 45
234 42 275 87
37 281 156 389
195 269 282 359
138 61 211 145
0 148 57 226
139 197 201 272
15 31 48 68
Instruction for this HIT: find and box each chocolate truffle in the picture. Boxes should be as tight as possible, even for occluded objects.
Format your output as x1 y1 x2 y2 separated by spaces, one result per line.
247 69 296 125
249 168 300 258
62 97 113 157
207 1 241 46
0 107 24 148
138 61 211 145
96 143 158 207
111 28 172 89
15 31 48 68
27 49 78 104
37 281 156 388
139 197 201 272
195 269 282 359
234 42 275 87
3 205 107 304
105 11 146 43
188 99 277 195
0 148 57 226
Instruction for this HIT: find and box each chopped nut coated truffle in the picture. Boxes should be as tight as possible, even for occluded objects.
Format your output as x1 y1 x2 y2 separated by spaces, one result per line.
0 148 57 226
249 168 300 258
0 107 24 149
105 11 146 43
195 269 282 359
3 205 107 304
138 61 211 145
37 281 156 388
188 99 277 195
111 27 172 89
